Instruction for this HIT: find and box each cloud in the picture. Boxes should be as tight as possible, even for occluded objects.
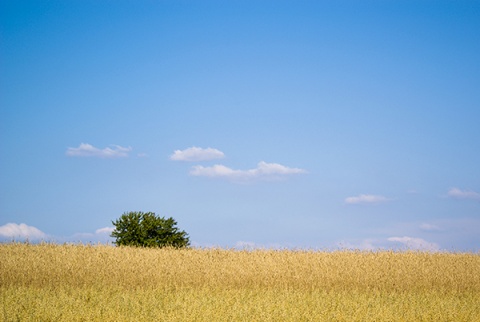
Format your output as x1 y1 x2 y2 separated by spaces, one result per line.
170 147 225 162
336 239 381 251
419 223 442 232
0 223 116 244
95 227 114 234
235 241 257 250
66 143 132 158
190 161 307 182
0 223 47 240
234 241 288 250
64 227 115 244
387 236 440 251
345 194 390 204
52 227 115 244
447 188 480 201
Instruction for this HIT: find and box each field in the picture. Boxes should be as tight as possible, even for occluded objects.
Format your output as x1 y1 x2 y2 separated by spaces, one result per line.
1 243 479 321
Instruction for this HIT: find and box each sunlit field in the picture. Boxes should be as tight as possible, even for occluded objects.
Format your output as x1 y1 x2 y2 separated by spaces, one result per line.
1 243 479 321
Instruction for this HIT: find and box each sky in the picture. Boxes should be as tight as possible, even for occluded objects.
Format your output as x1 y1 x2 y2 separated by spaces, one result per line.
1 0 479 251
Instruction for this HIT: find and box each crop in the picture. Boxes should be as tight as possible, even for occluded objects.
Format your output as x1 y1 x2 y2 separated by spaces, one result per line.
1 243 479 321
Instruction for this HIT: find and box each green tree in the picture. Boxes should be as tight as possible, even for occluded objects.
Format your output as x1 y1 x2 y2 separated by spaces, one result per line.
111 211 190 248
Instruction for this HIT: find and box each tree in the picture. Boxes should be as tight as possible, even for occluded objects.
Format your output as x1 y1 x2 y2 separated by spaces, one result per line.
111 211 190 248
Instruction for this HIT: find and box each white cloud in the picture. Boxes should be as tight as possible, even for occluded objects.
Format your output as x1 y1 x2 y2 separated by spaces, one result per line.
345 194 390 204
57 227 115 244
419 223 442 232
235 241 257 250
234 241 289 250
190 164 236 177
447 187 480 201
190 161 307 182
95 227 114 234
0 223 47 240
0 224 116 244
336 239 380 251
387 236 440 251
66 143 132 158
170 147 225 162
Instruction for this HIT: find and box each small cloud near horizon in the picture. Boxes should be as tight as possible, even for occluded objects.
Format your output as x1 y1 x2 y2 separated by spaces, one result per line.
336 239 380 251
447 187 480 201
95 227 115 234
235 241 257 250
0 223 115 244
387 236 440 251
190 161 307 182
0 223 47 240
170 147 225 162
66 227 114 243
66 143 132 158
345 194 390 205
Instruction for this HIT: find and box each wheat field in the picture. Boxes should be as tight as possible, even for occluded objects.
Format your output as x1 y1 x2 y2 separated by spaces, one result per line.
1 243 479 321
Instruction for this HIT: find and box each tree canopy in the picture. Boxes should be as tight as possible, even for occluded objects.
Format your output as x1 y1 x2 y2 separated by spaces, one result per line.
111 211 190 248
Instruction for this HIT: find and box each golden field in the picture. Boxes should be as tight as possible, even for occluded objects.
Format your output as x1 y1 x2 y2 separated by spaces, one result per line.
1 243 479 321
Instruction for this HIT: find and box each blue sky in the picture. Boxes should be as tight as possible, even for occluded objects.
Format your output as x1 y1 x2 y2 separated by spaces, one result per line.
1 0 479 251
